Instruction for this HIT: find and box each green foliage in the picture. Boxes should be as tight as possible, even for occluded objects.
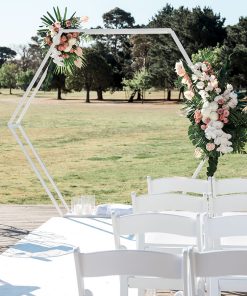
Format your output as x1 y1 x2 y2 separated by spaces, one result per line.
192 45 224 72
223 17 247 88
0 47 16 67
16 69 34 91
123 69 152 92
66 48 113 102
0 63 18 93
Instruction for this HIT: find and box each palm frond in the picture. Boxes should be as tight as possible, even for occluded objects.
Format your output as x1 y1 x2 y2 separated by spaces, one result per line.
46 11 56 23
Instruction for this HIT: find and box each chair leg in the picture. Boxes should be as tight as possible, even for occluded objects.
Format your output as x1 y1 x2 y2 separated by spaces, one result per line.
207 278 220 296
138 288 145 296
120 275 129 296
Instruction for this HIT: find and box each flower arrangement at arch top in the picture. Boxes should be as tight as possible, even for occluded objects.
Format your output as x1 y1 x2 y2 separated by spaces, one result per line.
38 7 89 74
175 53 247 177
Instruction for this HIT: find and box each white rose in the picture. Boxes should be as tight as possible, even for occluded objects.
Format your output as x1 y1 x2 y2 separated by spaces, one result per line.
227 98 238 109
201 108 211 117
184 90 195 100
229 92 237 100
212 121 223 129
199 90 209 100
192 74 198 82
209 101 218 111
196 81 205 89
215 88 221 94
205 83 214 92
215 129 223 137
69 38 77 46
52 34 60 46
201 63 208 72
227 84 233 91
209 111 219 121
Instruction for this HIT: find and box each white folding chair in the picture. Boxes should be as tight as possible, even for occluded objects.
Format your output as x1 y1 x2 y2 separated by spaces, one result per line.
209 177 247 216
202 213 247 293
112 212 202 296
147 176 210 197
131 192 208 215
188 248 247 296
73 248 189 296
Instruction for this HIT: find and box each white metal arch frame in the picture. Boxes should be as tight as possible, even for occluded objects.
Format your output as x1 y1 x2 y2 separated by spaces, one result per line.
8 28 204 216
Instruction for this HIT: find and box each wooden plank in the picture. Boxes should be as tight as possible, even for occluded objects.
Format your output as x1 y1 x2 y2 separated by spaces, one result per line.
0 205 58 253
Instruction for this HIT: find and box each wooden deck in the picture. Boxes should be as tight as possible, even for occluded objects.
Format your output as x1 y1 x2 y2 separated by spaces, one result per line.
0 204 58 253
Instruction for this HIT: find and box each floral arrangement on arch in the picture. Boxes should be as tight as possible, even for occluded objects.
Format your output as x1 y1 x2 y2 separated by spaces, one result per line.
38 7 88 74
175 58 247 177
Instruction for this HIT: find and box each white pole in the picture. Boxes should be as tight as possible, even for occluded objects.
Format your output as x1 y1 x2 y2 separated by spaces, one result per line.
18 125 69 212
192 157 208 179
9 45 55 125
16 67 48 124
8 125 63 216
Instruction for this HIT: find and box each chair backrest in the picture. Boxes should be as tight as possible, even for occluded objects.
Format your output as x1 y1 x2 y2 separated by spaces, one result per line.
73 248 188 296
210 177 247 215
188 248 247 296
147 176 210 196
112 212 203 252
202 213 247 250
131 192 208 214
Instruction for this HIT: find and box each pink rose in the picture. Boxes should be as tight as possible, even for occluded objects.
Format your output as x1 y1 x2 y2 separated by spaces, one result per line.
218 98 225 105
44 36 52 46
206 143 216 151
194 109 202 124
223 118 229 124
72 32 79 38
57 45 66 51
75 46 83 57
60 35 67 43
201 124 207 130
74 58 83 68
184 90 194 100
54 21 61 29
223 109 230 117
66 20 72 27
217 108 224 115
175 61 186 77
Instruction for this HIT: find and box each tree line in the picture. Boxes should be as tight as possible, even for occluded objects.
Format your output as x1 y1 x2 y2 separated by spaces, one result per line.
0 5 246 102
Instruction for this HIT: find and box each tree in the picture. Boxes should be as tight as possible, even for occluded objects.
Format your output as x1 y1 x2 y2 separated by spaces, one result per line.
66 48 113 103
147 4 227 95
15 37 44 72
16 69 34 91
123 69 152 102
130 33 152 71
0 47 16 67
103 7 135 29
93 7 135 90
0 63 18 94
224 17 247 89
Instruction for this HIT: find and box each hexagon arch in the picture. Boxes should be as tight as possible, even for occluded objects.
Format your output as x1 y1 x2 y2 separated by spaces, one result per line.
8 28 200 216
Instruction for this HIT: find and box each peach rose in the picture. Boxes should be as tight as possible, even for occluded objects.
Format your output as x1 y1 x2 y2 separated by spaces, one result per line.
175 61 186 77
206 143 216 151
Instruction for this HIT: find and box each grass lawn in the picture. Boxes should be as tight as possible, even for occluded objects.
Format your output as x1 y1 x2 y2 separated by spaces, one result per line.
0 89 246 206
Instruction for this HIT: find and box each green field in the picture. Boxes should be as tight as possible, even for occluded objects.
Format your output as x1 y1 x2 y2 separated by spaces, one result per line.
0 89 246 205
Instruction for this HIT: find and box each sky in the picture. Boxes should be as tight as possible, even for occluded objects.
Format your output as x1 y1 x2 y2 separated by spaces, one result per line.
0 0 246 48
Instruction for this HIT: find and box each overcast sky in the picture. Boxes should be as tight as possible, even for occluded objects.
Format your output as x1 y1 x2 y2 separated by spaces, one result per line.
0 0 246 47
